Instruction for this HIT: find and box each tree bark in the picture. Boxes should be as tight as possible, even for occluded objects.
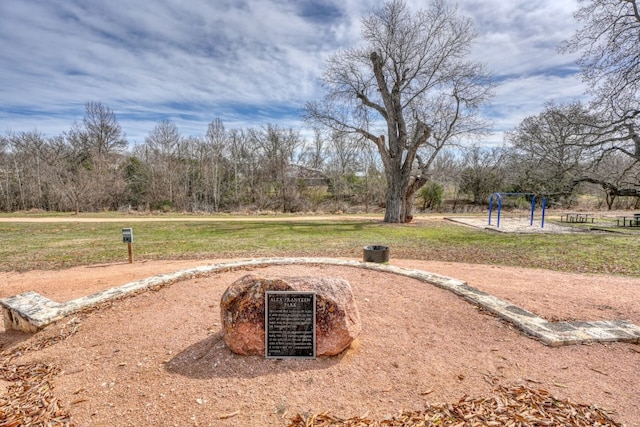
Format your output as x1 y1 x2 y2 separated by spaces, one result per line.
383 160 415 223
384 181 406 222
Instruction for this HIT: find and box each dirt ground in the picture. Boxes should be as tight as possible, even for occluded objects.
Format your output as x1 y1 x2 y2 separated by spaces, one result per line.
1 258 640 426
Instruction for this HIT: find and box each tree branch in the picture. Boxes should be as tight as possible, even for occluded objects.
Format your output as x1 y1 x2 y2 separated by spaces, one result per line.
356 91 388 120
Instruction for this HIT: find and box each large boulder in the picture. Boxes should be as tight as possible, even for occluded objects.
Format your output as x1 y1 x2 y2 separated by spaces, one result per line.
220 274 361 357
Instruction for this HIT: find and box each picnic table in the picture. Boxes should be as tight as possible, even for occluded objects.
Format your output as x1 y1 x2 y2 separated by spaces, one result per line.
560 213 595 223
616 213 640 227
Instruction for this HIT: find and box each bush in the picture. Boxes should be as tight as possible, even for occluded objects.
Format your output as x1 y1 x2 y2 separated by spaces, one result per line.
153 200 174 212
418 182 444 211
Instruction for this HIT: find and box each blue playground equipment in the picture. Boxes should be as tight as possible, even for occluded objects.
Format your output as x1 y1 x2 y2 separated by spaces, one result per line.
488 192 547 228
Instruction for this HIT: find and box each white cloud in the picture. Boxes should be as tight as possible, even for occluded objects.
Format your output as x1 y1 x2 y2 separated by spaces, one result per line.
0 0 588 145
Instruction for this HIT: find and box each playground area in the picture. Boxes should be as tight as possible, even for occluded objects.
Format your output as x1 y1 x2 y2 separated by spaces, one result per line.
446 192 640 234
448 210 640 234
447 215 579 233
445 192 567 234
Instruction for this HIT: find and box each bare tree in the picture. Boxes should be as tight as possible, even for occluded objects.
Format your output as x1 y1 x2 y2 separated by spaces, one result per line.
65 102 127 169
81 101 128 157
203 118 228 212
560 0 640 110
584 152 640 208
227 128 255 210
560 0 640 162
323 131 364 208
0 134 9 210
6 133 33 209
306 0 493 222
505 102 593 204
122 155 152 209
62 102 128 210
356 142 386 212
47 135 94 213
144 120 182 208
458 145 505 205
299 128 326 170
250 125 301 212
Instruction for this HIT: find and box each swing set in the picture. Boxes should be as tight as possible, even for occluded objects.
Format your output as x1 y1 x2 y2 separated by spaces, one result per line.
488 192 547 228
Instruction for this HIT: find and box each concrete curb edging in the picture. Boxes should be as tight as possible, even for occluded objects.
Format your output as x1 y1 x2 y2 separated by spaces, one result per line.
2 257 640 346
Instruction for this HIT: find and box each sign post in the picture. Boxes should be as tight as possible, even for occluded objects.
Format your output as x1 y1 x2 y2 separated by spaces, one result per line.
122 228 134 264
265 291 316 359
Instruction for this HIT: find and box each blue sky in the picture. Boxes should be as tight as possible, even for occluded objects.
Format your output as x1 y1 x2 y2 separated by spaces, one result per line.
0 0 587 145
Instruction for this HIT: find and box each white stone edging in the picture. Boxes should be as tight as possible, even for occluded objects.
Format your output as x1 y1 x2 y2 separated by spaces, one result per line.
1 257 639 346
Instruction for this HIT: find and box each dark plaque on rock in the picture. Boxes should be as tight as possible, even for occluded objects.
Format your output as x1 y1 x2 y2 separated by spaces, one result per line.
265 291 316 359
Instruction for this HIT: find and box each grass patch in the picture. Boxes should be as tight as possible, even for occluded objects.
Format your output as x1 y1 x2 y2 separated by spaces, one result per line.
0 216 638 276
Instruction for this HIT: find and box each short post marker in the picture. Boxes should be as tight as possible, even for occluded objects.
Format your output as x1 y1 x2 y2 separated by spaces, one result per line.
122 228 134 264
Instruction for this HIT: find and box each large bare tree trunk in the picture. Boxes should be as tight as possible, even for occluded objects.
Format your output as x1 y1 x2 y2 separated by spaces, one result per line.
383 165 414 223
384 177 423 222
384 186 405 223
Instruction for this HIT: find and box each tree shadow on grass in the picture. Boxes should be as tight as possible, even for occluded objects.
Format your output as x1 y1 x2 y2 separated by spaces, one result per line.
165 331 347 380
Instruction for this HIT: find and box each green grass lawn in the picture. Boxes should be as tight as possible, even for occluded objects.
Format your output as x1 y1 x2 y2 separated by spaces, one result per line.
0 215 638 276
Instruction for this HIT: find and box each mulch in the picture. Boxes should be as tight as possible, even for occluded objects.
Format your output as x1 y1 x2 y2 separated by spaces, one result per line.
288 385 622 427
0 318 79 427
0 317 625 427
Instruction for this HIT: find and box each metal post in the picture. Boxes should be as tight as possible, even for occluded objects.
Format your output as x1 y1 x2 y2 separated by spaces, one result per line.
488 193 502 227
488 194 494 225
530 195 536 226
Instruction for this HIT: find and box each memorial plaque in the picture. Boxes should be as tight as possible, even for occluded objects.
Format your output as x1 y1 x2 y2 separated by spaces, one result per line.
265 291 316 359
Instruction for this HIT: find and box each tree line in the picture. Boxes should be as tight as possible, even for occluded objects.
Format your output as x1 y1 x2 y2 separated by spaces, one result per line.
2 100 636 214
0 102 389 213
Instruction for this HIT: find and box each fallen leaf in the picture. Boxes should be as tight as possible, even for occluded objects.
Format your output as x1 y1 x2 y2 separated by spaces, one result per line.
219 410 240 419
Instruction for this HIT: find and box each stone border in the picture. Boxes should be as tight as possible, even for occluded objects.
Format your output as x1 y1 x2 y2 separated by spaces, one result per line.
2 258 639 346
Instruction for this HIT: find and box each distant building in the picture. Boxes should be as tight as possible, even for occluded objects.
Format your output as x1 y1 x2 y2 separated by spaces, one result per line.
285 164 328 187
